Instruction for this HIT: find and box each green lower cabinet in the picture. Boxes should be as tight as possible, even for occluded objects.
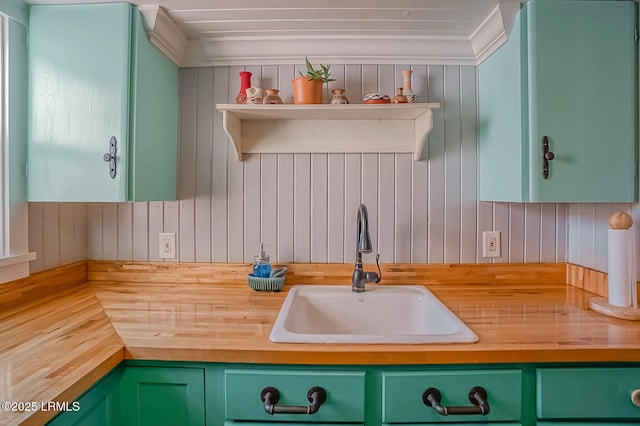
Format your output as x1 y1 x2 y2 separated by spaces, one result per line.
537 367 640 421
382 369 522 423
48 366 122 426
224 369 366 423
47 362 640 425
120 366 205 426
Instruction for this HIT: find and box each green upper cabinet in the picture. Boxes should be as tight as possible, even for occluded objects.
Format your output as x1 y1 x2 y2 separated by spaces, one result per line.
479 0 637 202
27 3 178 202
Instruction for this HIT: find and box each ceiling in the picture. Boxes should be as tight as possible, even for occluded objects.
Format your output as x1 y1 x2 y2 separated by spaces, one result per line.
24 0 525 67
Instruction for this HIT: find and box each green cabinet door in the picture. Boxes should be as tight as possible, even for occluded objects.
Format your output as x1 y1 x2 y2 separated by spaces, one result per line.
120 366 205 426
47 367 122 426
479 0 637 202
28 3 178 202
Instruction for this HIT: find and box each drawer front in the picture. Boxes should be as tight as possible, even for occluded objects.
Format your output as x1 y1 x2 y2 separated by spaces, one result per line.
224 369 365 423
537 367 640 419
382 369 522 423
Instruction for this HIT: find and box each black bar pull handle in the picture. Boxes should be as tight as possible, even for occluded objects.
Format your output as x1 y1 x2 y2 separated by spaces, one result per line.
542 135 555 179
261 386 327 415
422 386 490 416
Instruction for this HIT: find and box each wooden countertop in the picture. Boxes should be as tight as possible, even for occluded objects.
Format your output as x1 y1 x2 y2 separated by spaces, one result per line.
2 261 640 425
91 280 640 365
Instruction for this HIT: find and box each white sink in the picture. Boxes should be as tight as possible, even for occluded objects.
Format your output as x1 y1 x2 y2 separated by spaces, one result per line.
269 285 478 344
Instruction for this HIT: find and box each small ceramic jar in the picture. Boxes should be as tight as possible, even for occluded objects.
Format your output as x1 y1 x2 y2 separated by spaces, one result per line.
330 88 349 105
391 87 408 104
263 89 283 104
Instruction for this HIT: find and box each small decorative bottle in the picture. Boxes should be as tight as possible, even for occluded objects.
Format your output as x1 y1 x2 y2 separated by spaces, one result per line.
330 88 349 104
236 71 252 104
391 87 408 104
401 69 419 103
263 89 283 104
253 242 272 278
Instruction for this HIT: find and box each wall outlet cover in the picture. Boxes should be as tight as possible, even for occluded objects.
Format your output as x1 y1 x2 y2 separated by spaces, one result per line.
159 233 176 259
482 231 501 258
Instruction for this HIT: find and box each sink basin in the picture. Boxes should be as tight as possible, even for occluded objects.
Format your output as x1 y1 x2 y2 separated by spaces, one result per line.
269 285 478 344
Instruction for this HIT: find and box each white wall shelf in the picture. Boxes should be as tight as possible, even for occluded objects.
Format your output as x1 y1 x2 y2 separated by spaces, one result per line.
216 103 440 161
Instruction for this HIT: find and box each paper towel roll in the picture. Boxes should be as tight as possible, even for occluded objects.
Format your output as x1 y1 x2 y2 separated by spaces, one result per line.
608 228 637 308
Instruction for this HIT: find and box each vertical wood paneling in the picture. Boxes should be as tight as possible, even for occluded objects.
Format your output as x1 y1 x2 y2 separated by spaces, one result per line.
102 204 117 260
459 66 477 263
524 204 541 262
293 154 311 262
427 65 445 263
29 63 577 273
444 66 462 263
58 203 75 265
395 154 412 263
277 154 294 262
344 154 361 263
493 203 510 263
244 153 262 262
132 202 148 260
509 204 525 263
362 153 379 257
226 66 245 262
211 66 229 262
378 154 394 263
117 203 132 260
147 201 163 261
27 203 44 272
195 68 214 262
311 154 328 262
327 154 345 263
178 67 198 262
42 204 60 269
260 154 278 258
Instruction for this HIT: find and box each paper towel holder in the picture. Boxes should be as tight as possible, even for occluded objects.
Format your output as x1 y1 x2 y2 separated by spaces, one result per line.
589 211 640 321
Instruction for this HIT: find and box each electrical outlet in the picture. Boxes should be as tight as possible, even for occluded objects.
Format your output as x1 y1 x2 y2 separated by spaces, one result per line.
159 233 176 259
482 231 501 258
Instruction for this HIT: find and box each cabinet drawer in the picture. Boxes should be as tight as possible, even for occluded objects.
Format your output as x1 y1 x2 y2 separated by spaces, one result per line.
382 369 522 423
224 369 365 423
537 367 640 419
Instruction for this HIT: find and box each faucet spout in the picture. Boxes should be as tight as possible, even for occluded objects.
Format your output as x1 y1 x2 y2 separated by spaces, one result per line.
352 204 382 292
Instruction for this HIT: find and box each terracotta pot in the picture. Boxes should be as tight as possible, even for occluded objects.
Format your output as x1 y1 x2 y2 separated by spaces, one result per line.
291 77 323 104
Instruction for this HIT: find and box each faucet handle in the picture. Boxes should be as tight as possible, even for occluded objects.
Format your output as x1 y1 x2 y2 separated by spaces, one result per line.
374 253 382 283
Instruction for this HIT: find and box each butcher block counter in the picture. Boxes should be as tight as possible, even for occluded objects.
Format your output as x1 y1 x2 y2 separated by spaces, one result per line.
1 261 640 425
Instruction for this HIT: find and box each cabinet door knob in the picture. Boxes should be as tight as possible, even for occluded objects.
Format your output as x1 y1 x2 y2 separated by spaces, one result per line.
631 389 640 407
103 136 117 179
260 386 327 415
542 136 555 179
422 386 490 416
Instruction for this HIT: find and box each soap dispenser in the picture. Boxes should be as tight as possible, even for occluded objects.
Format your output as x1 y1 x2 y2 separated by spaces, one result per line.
253 242 271 278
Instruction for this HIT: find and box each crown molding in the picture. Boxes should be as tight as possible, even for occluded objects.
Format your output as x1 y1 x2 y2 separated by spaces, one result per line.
470 2 520 64
139 2 522 67
138 5 187 66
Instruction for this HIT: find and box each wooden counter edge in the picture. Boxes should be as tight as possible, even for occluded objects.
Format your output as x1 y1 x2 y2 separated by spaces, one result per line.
13 347 124 426
123 346 640 366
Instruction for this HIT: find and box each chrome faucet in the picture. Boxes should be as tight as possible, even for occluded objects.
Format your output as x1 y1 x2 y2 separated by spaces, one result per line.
352 204 382 292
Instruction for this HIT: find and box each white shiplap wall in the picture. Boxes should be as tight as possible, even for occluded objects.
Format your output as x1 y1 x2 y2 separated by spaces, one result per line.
567 203 640 274
27 65 569 273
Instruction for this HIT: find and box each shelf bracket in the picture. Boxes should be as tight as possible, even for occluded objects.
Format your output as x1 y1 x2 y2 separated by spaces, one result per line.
414 109 434 161
221 110 243 161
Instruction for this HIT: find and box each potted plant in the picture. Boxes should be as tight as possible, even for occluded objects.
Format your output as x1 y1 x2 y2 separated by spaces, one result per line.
291 57 335 104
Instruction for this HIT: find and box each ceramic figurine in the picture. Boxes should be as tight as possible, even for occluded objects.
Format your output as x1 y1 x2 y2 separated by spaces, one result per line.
263 89 283 104
245 86 263 104
401 69 419 103
391 87 408 103
330 88 349 104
